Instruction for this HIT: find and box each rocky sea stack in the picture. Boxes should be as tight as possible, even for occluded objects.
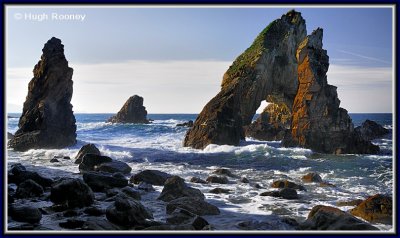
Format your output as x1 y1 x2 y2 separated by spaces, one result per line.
184 10 378 154
8 37 76 151
107 95 149 123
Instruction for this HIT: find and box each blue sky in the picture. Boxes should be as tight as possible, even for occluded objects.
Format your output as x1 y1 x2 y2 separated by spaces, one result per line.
6 6 393 113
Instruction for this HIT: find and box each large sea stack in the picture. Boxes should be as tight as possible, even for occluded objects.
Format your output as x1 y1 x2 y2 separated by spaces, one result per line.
107 95 149 123
8 37 76 151
183 10 378 154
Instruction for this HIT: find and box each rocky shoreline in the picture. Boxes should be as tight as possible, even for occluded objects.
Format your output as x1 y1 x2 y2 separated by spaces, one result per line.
7 143 392 232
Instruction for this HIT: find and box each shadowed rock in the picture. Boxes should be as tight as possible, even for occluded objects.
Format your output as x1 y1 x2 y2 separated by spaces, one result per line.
130 170 173 186
108 95 149 123
166 197 220 216
350 194 392 224
271 180 306 191
355 120 390 141
50 178 94 208
8 37 76 151
9 205 42 224
158 176 204 202
75 144 101 164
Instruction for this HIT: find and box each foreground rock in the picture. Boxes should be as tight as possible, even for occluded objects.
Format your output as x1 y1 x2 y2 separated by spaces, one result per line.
82 172 128 192
108 95 149 123
166 208 209 230
8 37 76 151
50 178 94 208
299 205 378 230
15 179 44 198
355 120 390 141
271 180 306 191
8 163 53 187
95 161 132 174
130 170 173 186
260 188 298 199
106 195 153 228
350 194 392 224
212 168 236 177
206 175 229 184
166 197 220 216
9 205 42 224
75 144 101 164
158 176 204 202
78 154 112 172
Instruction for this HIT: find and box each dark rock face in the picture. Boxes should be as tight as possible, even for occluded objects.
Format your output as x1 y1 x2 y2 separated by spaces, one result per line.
130 170 172 186
82 172 128 192
271 180 306 191
206 175 229 184
167 208 209 230
299 205 378 230
302 172 323 183
75 144 101 164
78 154 112 172
166 197 220 216
95 161 132 174
350 194 392 224
260 188 298 199
106 195 153 227
8 37 76 151
15 179 44 198
7 132 14 140
209 188 231 194
183 10 379 155
183 10 306 149
190 177 207 184
9 205 42 224
212 168 236 177
336 199 363 207
8 163 53 187
50 178 94 208
107 95 149 123
281 29 379 154
158 176 204 202
355 120 390 141
176 120 194 127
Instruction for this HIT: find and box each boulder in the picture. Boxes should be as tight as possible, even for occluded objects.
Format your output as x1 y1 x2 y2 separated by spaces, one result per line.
355 120 390 141
209 188 231 194
206 175 229 184
15 179 44 198
299 205 378 230
121 186 141 200
302 172 323 183
81 218 123 230
176 120 194 127
82 172 128 192
130 170 173 186
240 177 250 183
95 161 132 174
8 37 76 151
190 177 207 184
158 176 204 202
50 178 94 208
166 208 209 230
336 199 363 207
106 195 153 227
166 197 220 216
137 182 155 192
350 194 392 224
271 180 306 191
212 168 235 177
107 95 149 124
78 154 112 172
9 205 42 224
83 206 106 216
260 188 298 199
75 144 101 164
8 163 53 187
50 158 60 163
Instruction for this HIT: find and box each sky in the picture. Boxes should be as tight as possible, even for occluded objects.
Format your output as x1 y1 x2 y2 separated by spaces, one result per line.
6 6 393 113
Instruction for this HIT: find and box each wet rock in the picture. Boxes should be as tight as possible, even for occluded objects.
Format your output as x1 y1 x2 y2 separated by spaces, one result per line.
59 219 85 229
121 186 141 200
95 161 132 174
8 163 53 187
190 177 207 184
63 210 79 217
143 224 194 230
8 37 76 151
206 175 229 184
78 154 112 172
63 156 71 160
106 195 153 227
83 206 105 216
82 172 128 192
212 168 236 177
50 158 60 163
209 188 231 194
166 197 220 216
319 182 336 187
9 205 42 224
106 188 120 197
158 176 204 202
176 120 194 127
355 120 389 141
166 208 209 230
271 180 306 191
336 199 363 207
252 183 262 189
15 179 44 198
350 194 392 224
50 178 94 208
299 205 378 230
107 95 149 124
81 218 123 230
302 172 323 183
130 170 173 186
75 144 101 164
240 177 250 183
137 182 155 192
7 132 14 140
260 188 298 199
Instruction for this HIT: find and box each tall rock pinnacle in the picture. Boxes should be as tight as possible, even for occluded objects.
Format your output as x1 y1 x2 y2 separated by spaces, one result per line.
8 37 77 151
107 95 149 124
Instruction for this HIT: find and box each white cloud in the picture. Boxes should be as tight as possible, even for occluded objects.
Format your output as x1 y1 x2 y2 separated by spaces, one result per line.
6 61 393 114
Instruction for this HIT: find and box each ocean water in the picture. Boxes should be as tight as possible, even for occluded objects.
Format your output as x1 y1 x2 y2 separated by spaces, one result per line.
6 113 393 231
